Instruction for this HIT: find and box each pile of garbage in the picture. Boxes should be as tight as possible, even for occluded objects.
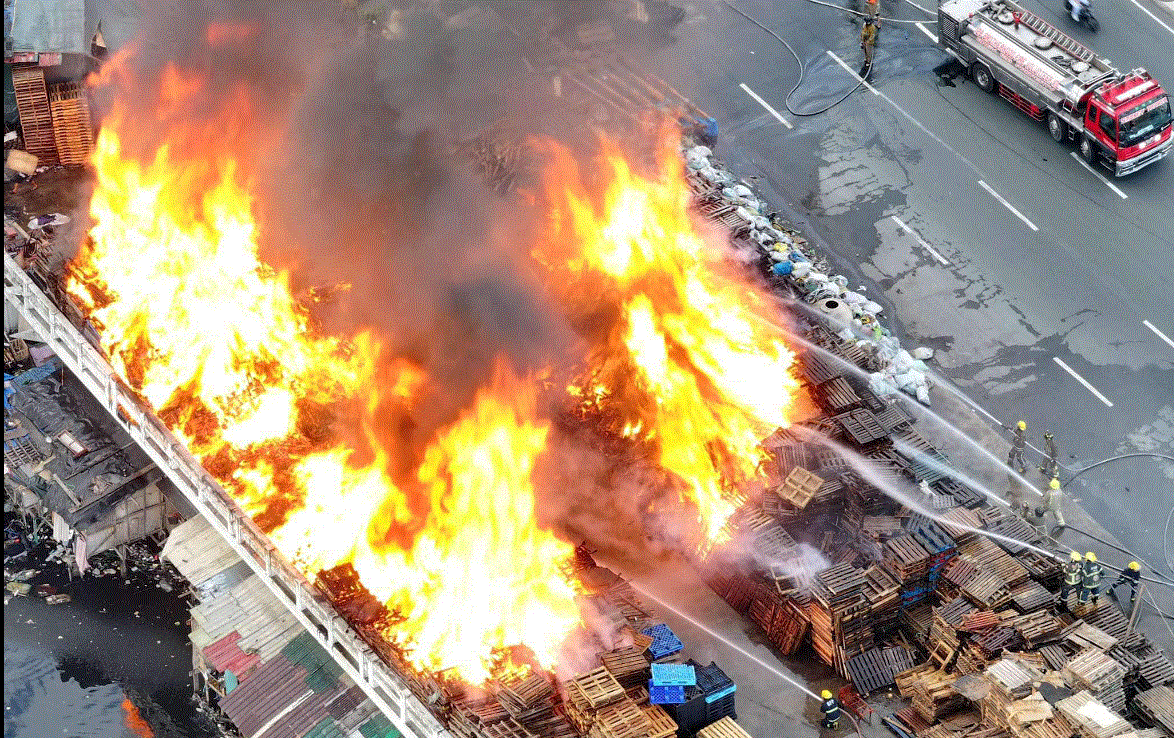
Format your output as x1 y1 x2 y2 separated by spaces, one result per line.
682 140 936 405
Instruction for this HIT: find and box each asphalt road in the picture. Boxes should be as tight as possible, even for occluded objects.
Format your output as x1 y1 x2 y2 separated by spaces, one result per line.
654 0 1174 617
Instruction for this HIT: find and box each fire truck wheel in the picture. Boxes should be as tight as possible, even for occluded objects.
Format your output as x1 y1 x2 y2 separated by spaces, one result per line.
972 63 995 93
1080 136 1097 165
1048 112 1067 143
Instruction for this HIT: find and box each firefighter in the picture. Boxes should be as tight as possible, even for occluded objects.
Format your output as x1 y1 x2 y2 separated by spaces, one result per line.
1037 477 1066 530
1007 421 1028 474
1060 550 1082 610
1039 432 1059 478
820 690 842 730
860 16 880 73
1110 562 1142 604
1079 552 1103 606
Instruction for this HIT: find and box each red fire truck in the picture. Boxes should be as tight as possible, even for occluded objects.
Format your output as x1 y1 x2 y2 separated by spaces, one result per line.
937 0 1172 176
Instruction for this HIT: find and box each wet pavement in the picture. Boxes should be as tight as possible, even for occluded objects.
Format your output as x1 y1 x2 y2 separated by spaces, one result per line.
648 0 1172 623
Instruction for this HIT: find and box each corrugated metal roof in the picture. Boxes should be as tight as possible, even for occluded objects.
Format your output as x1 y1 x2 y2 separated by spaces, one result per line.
171 516 389 738
161 514 242 586
191 575 301 665
8 0 86 55
203 631 263 680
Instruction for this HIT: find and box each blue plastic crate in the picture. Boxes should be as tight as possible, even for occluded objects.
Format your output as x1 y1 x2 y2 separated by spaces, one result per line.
649 683 687 705
651 663 696 687
642 624 684 659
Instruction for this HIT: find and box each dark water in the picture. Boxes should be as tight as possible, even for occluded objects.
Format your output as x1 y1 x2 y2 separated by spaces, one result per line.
5 639 143 738
3 538 221 738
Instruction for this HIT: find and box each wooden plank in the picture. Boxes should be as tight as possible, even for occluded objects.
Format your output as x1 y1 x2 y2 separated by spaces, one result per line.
697 716 753 738
12 67 57 163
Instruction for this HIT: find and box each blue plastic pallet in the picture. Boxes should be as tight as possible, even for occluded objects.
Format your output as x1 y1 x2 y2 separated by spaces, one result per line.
642 624 684 659
649 683 687 704
651 663 696 687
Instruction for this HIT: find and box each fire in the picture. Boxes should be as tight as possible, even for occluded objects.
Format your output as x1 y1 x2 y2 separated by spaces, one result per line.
66 61 578 684
537 133 800 544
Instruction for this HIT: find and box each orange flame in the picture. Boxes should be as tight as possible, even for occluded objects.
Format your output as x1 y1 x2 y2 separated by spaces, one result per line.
65 59 577 684
537 132 800 544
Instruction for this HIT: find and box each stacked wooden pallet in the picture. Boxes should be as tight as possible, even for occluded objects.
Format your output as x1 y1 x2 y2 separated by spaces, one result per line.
48 82 94 165
957 539 1030 588
600 647 651 690
640 704 677 738
695 716 752 738
862 564 901 635
938 507 983 542
565 668 627 734
12 67 58 163
450 697 515 738
496 672 557 728
1063 648 1127 714
1055 690 1132 738
774 467 823 511
586 698 652 738
1133 685 1174 735
1005 611 1064 649
895 664 964 722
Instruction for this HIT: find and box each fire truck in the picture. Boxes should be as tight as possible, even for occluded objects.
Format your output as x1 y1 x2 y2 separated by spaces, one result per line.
937 0 1172 176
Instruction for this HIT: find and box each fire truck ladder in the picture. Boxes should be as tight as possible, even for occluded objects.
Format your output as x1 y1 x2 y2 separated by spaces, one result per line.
1012 8 1096 64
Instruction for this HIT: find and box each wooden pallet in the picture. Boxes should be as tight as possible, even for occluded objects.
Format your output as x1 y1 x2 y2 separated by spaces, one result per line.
570 667 627 710
12 67 58 163
642 704 676 738
777 467 822 510
48 83 93 166
696 716 752 738
588 697 651 738
1134 685 1174 734
1055 690 1132 738
600 647 650 689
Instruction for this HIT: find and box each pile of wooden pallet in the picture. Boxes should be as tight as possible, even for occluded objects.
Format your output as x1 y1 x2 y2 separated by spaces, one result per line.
895 663 964 722
1062 648 1127 714
1134 685 1174 735
496 672 576 738
565 668 629 734
48 82 94 166
1055 690 1131 738
12 67 57 163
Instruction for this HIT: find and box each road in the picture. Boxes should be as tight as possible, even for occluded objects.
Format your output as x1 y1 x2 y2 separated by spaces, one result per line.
653 0 1174 633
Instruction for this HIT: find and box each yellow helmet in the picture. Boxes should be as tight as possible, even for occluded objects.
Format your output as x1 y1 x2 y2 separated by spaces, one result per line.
1050 478 1061 490
1085 552 1097 562
1017 421 1027 430
1129 561 1140 571
1070 551 1082 562
821 690 833 700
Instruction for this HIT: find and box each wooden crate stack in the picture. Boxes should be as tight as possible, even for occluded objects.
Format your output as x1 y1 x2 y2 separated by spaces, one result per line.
895 664 964 723
641 705 677 738
1062 648 1128 714
449 696 516 738
1055 690 1132 738
496 672 576 738
882 534 932 608
48 82 94 165
1133 685 1174 735
600 647 651 690
808 562 872 677
862 565 901 636
980 659 1040 729
587 698 652 738
12 67 58 163
565 668 628 735
1005 611 1065 650
695 717 752 738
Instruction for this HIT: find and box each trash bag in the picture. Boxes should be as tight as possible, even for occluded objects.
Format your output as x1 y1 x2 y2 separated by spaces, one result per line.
791 261 812 278
733 184 753 199
911 347 935 361
688 145 713 158
862 300 884 315
916 385 932 405
772 261 793 276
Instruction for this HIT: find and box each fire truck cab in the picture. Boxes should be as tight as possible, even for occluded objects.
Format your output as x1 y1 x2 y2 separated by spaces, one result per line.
938 0 1172 176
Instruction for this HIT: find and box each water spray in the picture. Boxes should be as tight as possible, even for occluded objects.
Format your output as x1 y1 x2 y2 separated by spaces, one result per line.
788 425 1063 561
778 325 1042 495
891 439 1018 511
630 582 821 700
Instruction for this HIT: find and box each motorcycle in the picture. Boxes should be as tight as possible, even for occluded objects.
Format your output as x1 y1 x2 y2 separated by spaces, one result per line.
1064 0 1100 31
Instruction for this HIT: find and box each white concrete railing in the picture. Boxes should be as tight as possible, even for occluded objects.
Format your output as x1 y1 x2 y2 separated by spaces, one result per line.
3 252 449 738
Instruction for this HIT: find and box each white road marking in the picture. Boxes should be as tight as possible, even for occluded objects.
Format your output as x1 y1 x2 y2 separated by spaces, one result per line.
891 215 951 265
977 180 1039 231
1143 320 1174 349
916 22 939 43
1130 0 1174 35
738 83 793 129
826 50 880 96
1053 357 1115 407
1070 152 1128 199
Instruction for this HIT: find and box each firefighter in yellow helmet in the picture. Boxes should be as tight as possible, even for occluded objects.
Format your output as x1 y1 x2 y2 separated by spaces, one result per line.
1110 561 1142 604
1007 421 1028 474
1060 550 1082 610
1037 477 1066 530
860 15 880 73
820 690 842 730
1079 552 1103 606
